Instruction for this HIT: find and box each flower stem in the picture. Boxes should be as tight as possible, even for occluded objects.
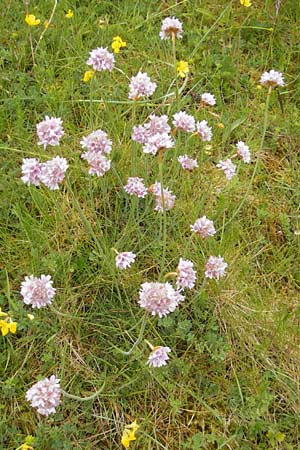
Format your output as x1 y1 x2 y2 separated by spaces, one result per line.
61 379 105 401
172 33 179 101
158 149 167 273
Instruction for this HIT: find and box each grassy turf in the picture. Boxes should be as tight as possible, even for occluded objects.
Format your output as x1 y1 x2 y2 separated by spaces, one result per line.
1 0 300 448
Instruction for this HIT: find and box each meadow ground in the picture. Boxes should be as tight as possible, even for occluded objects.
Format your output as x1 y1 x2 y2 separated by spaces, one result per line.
1 0 300 449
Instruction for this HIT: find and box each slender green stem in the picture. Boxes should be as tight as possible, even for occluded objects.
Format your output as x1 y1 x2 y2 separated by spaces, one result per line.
61 379 105 401
158 151 167 274
110 315 147 356
35 0 58 53
172 33 179 101
131 100 137 175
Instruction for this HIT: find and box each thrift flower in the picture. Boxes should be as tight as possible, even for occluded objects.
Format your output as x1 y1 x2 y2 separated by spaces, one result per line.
111 36 126 53
160 17 183 40
26 376 61 416
81 152 111 177
21 158 42 186
132 115 170 144
25 14 40 26
177 60 189 78
196 120 213 141
178 155 198 171
40 156 68 190
65 9 73 18
121 420 139 449
151 182 176 212
176 258 197 290
216 158 236 180
236 141 251 163
201 92 216 106
190 216 216 238
173 111 195 132
86 47 115 72
128 72 157 100
82 70 96 82
147 346 171 367
142 132 174 156
260 70 285 87
240 0 251 6
115 251 136 269
205 256 228 280
138 282 184 317
37 116 64 149
124 177 148 198
20 275 56 309
80 129 112 155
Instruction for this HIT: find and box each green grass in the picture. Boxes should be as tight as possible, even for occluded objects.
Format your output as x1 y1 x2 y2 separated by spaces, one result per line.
1 0 300 448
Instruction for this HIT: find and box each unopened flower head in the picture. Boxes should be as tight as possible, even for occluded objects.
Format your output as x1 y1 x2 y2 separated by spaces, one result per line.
124 177 148 198
21 158 42 186
236 141 251 163
128 72 157 100
201 92 216 106
80 129 112 155
115 251 136 269
151 182 176 212
40 156 68 190
86 47 115 72
26 375 61 416
173 111 195 132
178 155 198 171
216 158 236 180
160 17 183 40
142 132 174 155
138 282 184 317
81 152 111 177
21 275 56 309
196 120 212 141
147 346 171 367
205 256 228 280
176 258 197 290
37 116 64 149
260 70 285 87
190 216 216 238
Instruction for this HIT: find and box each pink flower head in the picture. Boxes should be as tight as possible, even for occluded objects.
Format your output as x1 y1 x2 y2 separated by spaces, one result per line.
80 129 112 155
146 114 171 135
151 182 176 212
81 152 111 177
205 256 228 280
115 251 136 269
260 69 285 87
201 92 216 106
21 158 42 186
124 177 148 198
190 216 216 238
216 158 236 180
26 375 61 416
236 141 251 163
178 155 198 171
172 111 195 132
128 72 157 100
37 116 64 149
196 120 212 141
147 346 171 367
20 274 56 309
132 125 148 144
159 17 183 40
138 282 184 317
176 258 197 290
40 156 68 190
142 132 174 155
86 47 115 71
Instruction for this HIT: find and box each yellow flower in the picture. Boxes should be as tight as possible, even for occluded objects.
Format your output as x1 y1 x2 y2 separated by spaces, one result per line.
177 60 189 78
83 70 96 83
20 444 34 450
9 321 17 334
65 9 74 19
240 0 251 6
25 14 40 26
0 320 9 336
111 36 127 54
121 420 139 449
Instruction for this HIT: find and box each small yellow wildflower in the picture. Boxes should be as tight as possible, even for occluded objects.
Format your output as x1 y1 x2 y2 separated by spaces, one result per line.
25 14 40 26
27 314 35 321
240 0 252 6
217 123 225 129
44 20 49 29
19 444 34 450
121 420 139 449
65 9 74 19
176 60 189 78
0 318 17 336
83 70 96 83
111 36 127 54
